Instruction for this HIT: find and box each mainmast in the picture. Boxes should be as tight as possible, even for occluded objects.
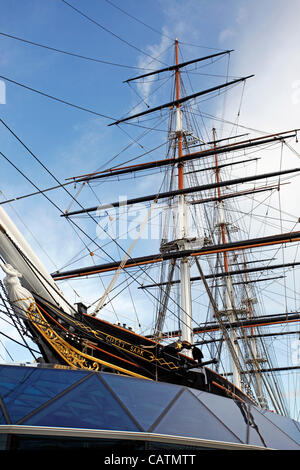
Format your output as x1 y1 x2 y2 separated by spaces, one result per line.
212 127 241 389
175 38 193 349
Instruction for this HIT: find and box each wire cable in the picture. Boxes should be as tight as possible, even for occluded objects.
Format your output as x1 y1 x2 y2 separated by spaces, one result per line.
0 74 115 121
0 31 155 70
60 0 168 66
0 124 205 341
102 0 227 52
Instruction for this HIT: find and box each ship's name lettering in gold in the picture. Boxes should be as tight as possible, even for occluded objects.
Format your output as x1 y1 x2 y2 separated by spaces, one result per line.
105 335 126 349
105 335 144 357
130 345 144 357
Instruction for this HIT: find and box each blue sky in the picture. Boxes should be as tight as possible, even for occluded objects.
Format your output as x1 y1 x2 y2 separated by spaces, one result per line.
0 0 299 293
0 0 300 415
0 0 257 276
1 0 299 260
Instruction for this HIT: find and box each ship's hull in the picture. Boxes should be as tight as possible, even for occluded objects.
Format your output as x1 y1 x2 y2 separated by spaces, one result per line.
25 294 255 406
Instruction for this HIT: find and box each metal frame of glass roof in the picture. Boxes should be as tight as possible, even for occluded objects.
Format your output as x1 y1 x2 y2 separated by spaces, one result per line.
0 364 299 450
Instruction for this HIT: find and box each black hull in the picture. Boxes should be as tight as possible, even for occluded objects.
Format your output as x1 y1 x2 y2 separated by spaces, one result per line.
25 295 255 406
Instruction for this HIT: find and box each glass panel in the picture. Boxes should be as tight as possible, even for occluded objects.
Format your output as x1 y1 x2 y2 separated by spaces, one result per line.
153 389 241 443
193 389 300 449
262 410 300 445
22 374 139 431
101 373 182 431
250 407 300 450
191 389 264 447
0 365 89 423
294 420 300 432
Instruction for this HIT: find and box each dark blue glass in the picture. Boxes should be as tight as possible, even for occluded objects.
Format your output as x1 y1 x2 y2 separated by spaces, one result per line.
22 374 139 431
250 407 300 450
191 389 265 446
153 389 241 443
0 365 90 423
262 410 300 445
294 419 300 433
193 389 300 449
101 372 182 431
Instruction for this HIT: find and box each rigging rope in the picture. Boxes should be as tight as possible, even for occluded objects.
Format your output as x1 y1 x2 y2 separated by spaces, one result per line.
0 75 115 121
60 0 168 66
0 31 154 70
93 201 158 315
0 124 206 348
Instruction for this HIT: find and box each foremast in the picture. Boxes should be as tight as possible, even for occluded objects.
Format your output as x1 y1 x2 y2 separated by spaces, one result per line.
174 38 193 351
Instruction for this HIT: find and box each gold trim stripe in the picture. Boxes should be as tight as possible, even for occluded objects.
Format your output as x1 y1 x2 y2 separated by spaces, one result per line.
27 306 150 380
37 300 179 371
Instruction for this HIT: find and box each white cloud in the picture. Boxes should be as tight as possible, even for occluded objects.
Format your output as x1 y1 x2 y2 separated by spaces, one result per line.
219 28 235 44
236 5 247 24
135 30 171 106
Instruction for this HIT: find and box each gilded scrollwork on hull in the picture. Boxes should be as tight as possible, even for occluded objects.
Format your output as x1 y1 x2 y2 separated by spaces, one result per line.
27 307 100 370
26 306 147 378
37 300 180 371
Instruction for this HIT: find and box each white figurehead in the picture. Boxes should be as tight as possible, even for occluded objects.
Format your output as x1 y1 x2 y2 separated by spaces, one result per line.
0 260 36 316
0 204 74 315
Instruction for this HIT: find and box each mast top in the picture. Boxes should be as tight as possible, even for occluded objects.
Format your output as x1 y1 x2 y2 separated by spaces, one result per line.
124 49 234 83
109 74 253 126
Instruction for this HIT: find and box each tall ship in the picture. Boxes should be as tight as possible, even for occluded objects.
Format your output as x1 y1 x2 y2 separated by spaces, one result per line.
0 37 300 450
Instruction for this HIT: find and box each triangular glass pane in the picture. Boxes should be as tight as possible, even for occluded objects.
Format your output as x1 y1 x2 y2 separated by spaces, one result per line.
192 389 300 449
250 407 300 450
0 365 88 423
101 373 182 431
153 389 241 444
262 410 300 445
190 389 264 447
294 419 300 432
23 374 139 431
